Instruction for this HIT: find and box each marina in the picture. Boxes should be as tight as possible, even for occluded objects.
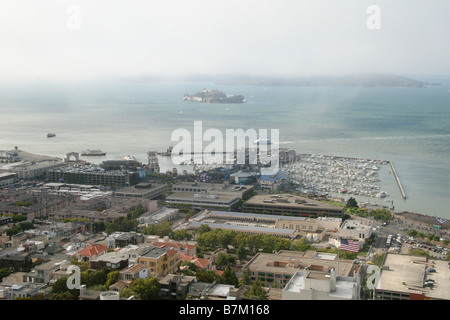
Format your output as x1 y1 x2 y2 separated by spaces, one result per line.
158 147 400 201
283 154 390 199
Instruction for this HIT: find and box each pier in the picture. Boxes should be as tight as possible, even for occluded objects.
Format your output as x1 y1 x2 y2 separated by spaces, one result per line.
389 161 406 199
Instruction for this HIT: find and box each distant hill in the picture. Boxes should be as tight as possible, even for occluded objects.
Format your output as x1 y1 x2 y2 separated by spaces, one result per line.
213 74 429 88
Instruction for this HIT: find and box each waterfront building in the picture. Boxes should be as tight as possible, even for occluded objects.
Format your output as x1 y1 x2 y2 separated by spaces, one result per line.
242 194 344 218
171 182 254 199
47 164 139 187
0 173 18 188
258 171 287 191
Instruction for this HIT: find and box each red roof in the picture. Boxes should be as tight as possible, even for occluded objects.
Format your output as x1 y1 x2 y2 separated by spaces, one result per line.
78 244 108 257
153 241 196 251
179 253 210 270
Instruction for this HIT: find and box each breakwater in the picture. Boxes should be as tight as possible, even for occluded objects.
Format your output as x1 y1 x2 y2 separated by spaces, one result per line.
390 161 406 199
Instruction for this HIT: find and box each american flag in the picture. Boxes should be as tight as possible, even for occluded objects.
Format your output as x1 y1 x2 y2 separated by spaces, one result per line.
340 239 360 252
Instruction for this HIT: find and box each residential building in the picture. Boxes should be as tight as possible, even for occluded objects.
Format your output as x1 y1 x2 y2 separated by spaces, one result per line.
158 274 196 300
0 281 47 300
106 232 145 249
24 258 65 284
0 191 77 220
89 251 129 271
137 246 180 278
119 263 148 281
76 244 108 262
0 254 33 272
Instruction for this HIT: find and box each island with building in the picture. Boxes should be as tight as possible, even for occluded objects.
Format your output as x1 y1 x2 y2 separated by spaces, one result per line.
182 88 245 103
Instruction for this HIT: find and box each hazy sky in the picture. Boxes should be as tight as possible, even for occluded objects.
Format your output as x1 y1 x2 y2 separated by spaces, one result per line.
1 0 449 82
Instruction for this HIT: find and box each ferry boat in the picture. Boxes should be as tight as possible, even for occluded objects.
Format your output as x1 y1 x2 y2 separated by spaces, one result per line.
124 155 136 161
254 139 272 145
81 149 106 156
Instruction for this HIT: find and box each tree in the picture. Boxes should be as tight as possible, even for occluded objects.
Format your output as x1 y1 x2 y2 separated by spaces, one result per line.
129 277 160 300
291 238 311 252
50 277 79 300
346 197 358 209
215 252 229 267
105 271 120 288
237 243 247 261
244 280 268 300
0 268 12 282
87 270 107 287
198 224 212 234
222 264 239 287
196 270 221 283
241 268 252 286
407 229 418 238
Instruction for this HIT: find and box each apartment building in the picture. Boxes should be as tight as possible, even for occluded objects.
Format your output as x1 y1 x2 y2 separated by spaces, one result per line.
137 246 180 278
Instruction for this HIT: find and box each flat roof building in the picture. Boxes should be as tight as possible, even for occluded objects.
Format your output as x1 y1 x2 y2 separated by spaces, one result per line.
242 194 344 218
243 250 358 289
166 192 240 211
114 183 167 200
374 254 450 300
282 268 361 300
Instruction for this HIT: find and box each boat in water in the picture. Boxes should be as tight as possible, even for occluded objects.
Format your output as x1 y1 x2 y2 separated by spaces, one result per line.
254 139 272 145
47 133 56 138
124 155 136 161
81 149 106 156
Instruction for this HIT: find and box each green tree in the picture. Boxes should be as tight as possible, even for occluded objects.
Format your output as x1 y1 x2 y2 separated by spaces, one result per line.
105 271 120 288
50 277 79 300
291 238 312 252
237 243 247 261
215 252 229 267
198 224 212 234
244 280 268 300
129 277 160 300
407 229 418 238
0 268 12 282
346 197 358 209
222 264 239 287
241 268 252 286
196 270 221 283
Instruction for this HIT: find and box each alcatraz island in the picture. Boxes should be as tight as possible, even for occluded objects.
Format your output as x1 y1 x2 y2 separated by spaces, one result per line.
182 88 245 103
